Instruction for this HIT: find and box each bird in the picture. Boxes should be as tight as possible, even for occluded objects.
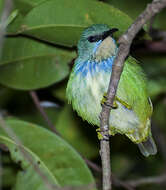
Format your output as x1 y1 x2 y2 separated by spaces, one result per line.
66 24 157 157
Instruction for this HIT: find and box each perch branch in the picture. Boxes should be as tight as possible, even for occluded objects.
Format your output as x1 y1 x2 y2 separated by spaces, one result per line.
99 0 166 190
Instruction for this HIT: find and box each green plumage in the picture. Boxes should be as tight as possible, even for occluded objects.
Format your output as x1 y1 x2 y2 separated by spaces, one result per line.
66 24 157 156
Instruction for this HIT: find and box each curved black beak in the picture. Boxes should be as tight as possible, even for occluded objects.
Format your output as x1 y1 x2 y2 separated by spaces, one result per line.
102 28 118 40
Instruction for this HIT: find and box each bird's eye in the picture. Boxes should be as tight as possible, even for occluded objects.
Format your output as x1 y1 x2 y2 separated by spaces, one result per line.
87 35 101 43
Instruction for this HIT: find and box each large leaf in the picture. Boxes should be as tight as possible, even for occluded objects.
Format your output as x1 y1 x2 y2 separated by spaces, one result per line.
0 119 96 190
9 0 133 47
13 0 98 15
13 0 47 15
0 36 76 90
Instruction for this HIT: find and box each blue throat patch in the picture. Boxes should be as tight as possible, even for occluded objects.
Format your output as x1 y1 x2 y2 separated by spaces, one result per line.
74 38 117 77
74 56 115 77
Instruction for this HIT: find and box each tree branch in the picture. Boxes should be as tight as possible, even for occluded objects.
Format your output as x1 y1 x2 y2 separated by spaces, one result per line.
126 174 166 187
29 91 59 134
99 1 166 190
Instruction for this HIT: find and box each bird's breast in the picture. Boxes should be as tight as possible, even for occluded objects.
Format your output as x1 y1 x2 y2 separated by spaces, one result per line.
70 58 114 125
74 56 115 77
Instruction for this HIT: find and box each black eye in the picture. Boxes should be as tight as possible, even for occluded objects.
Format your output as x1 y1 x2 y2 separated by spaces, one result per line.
87 35 101 43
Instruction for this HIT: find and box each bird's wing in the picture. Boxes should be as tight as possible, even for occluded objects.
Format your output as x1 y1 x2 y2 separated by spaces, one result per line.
116 56 152 123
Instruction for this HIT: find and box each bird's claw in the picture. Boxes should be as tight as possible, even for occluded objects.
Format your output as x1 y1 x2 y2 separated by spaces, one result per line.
101 93 132 110
115 96 132 110
101 93 118 109
96 128 110 141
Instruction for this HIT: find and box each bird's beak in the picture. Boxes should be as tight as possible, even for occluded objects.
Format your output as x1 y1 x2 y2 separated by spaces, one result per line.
109 28 119 36
101 28 118 41
103 28 118 39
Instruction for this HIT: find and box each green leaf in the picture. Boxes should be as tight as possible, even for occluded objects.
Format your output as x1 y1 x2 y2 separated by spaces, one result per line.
0 119 96 190
13 0 47 15
107 0 166 30
10 0 133 47
14 102 98 159
0 36 76 90
106 0 151 20
13 0 98 15
7 12 24 33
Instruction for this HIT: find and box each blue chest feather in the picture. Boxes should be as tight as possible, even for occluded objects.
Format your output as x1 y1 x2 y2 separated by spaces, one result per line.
74 56 115 77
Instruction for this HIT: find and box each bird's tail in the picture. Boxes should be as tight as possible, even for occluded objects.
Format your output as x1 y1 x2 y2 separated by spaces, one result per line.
138 136 157 157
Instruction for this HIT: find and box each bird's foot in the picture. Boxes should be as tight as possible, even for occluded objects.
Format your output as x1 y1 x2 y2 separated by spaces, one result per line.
101 93 132 110
115 96 132 110
96 128 110 141
101 93 118 109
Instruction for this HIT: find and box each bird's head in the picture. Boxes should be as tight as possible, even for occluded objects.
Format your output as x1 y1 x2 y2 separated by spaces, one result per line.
77 24 118 61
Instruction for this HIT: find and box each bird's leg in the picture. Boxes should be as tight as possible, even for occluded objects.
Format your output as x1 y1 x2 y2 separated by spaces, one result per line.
115 96 132 110
98 93 132 140
96 127 110 140
97 93 118 140
101 93 132 110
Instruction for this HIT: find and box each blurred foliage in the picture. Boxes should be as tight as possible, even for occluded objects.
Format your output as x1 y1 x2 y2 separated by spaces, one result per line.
106 0 166 29
0 0 166 190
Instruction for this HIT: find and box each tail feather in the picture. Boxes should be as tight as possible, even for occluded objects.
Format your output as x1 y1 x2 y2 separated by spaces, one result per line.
138 136 157 157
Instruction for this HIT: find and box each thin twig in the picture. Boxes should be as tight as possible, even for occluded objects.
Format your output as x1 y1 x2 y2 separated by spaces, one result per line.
29 91 59 134
99 1 166 190
85 158 135 190
126 174 166 187
84 158 102 173
112 177 135 190
134 40 166 54
144 41 166 52
150 28 166 41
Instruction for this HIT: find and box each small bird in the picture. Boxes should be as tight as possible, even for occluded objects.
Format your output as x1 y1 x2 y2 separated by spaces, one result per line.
66 24 157 157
